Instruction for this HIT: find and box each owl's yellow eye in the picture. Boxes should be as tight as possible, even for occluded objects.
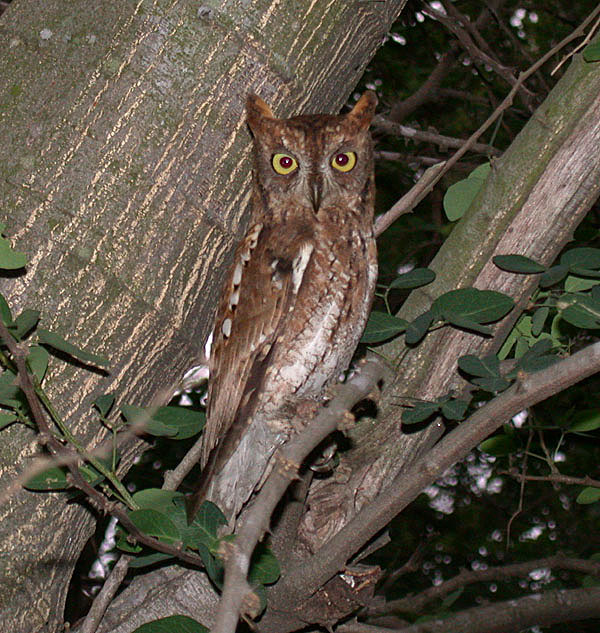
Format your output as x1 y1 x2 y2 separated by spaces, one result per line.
272 153 298 175
331 151 356 172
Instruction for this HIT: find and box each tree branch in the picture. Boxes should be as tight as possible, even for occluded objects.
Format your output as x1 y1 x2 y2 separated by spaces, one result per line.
373 117 500 155
500 469 600 489
342 586 600 633
366 553 600 617
0 321 205 571
268 342 600 608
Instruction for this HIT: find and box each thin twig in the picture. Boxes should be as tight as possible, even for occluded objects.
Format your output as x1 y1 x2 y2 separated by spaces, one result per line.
372 4 600 235
501 469 600 489
0 322 205 571
373 117 500 155
374 161 446 237
79 555 131 633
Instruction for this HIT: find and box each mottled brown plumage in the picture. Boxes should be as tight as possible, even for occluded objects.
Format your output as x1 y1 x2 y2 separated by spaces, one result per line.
187 92 378 524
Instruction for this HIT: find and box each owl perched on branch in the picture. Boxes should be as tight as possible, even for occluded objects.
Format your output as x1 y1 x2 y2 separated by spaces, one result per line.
187 92 378 525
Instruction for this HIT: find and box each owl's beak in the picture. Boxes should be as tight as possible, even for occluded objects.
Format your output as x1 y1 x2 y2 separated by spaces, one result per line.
310 177 322 212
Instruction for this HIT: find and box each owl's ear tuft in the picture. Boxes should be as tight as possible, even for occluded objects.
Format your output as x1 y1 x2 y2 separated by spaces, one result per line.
346 91 378 131
246 94 275 132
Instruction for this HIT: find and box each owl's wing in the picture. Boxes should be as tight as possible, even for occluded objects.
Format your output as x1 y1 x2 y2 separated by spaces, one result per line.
201 221 314 469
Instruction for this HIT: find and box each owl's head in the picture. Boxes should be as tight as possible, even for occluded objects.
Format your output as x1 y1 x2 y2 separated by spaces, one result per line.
245 92 377 217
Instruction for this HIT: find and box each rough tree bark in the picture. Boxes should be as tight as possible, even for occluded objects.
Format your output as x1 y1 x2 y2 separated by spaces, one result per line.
0 0 407 631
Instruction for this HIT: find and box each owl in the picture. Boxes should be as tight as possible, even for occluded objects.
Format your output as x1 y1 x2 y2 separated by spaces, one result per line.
187 92 378 525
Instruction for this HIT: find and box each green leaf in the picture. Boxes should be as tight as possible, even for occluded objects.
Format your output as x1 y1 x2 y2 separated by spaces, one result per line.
564 275 600 292
539 264 569 288
94 393 116 417
37 329 109 367
443 163 491 221
576 487 600 505
151 406 206 440
120 404 178 437
361 311 407 343
569 409 600 433
0 370 23 407
131 615 208 633
116 528 143 553
192 500 228 551
493 255 546 274
11 309 40 339
127 509 181 544
472 376 511 393
402 401 440 425
128 552 174 569
405 310 433 345
389 268 436 289
514 339 553 366
441 398 469 421
443 314 492 336
248 543 281 585
516 354 558 373
561 247 600 270
458 354 500 378
569 267 600 279
24 461 110 491
24 466 69 490
432 288 514 324
561 297 600 329
26 345 49 382
0 411 17 429
133 489 184 512
0 294 12 326
479 435 518 456
251 584 268 616
197 542 224 587
0 235 27 269
531 307 549 337
583 41 600 62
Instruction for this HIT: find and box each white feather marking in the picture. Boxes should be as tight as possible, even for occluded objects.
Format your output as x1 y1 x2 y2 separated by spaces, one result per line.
292 243 314 293
232 262 243 286
229 288 240 309
247 223 263 249
222 318 232 338
204 330 213 359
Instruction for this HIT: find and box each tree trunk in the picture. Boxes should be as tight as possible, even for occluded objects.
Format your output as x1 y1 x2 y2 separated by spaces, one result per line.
0 1 407 630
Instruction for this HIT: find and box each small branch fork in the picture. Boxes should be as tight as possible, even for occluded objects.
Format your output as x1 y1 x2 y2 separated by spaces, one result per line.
260 342 600 628
373 3 600 237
